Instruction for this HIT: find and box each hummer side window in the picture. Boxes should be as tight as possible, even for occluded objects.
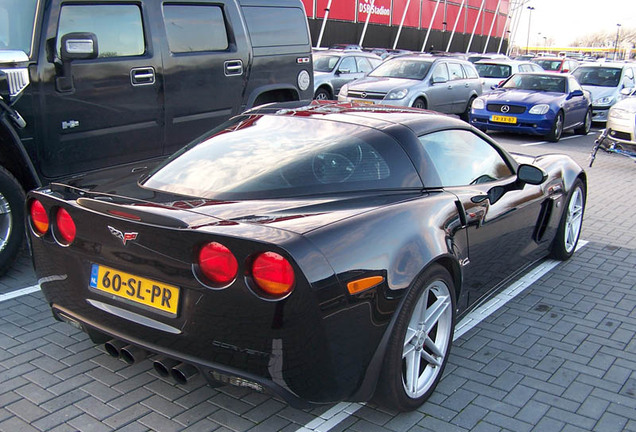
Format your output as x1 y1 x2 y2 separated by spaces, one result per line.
57 5 145 58
163 5 229 53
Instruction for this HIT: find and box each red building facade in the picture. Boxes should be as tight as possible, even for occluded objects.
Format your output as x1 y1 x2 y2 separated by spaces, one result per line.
301 0 510 53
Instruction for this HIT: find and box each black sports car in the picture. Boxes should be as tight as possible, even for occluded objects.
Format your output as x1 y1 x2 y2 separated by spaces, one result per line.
28 101 586 411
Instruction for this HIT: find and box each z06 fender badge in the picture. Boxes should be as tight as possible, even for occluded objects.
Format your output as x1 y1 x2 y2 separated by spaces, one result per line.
108 226 138 245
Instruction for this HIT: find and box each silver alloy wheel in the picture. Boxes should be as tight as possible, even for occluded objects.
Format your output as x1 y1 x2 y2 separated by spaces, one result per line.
314 90 330 100
401 279 453 398
564 186 584 253
584 110 591 133
0 193 12 253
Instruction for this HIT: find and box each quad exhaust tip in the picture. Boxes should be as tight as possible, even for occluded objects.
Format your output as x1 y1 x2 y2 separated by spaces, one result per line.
105 340 199 383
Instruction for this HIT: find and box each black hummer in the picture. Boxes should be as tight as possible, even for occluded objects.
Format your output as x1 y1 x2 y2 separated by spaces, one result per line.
0 0 313 274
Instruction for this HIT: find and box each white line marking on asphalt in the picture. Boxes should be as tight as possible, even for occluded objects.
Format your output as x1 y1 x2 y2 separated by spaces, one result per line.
0 284 40 302
297 241 588 432
520 135 579 147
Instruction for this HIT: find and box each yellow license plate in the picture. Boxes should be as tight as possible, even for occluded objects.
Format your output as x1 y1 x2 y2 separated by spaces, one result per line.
490 115 517 124
355 99 375 105
89 264 180 315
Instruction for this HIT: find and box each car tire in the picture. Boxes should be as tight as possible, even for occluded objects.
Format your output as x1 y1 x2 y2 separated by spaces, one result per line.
412 98 427 110
459 96 476 122
314 88 332 101
375 264 455 411
546 111 563 142
0 166 25 276
550 178 585 261
574 109 591 135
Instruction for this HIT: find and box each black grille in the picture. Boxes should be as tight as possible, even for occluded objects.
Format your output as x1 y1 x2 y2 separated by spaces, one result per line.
487 104 526 114
347 91 386 100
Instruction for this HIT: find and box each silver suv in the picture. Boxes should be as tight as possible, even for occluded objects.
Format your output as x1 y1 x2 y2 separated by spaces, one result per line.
313 50 382 100
338 54 482 120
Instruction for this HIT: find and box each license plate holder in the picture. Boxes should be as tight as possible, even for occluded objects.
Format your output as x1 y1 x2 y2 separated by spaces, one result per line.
89 264 180 316
490 114 517 124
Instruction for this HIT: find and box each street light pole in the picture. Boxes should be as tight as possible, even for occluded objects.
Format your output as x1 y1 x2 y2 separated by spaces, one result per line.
614 23 622 60
526 6 535 55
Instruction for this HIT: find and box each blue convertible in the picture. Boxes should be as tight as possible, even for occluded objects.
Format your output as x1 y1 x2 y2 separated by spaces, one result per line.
470 72 592 142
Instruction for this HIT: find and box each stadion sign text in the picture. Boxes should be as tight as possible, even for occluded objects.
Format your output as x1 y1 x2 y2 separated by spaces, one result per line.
358 0 391 25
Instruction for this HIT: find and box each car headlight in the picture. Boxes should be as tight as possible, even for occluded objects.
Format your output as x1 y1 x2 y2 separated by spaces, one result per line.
339 84 349 97
594 96 614 106
385 88 409 100
472 98 485 110
529 104 550 115
297 70 310 91
608 107 634 120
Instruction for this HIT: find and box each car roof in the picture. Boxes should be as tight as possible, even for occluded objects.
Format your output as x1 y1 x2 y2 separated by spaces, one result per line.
246 101 471 136
475 59 533 66
313 49 382 59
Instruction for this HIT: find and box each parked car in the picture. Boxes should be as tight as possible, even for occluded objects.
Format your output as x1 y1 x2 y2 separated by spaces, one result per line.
0 0 313 275
470 72 592 141
572 63 636 123
313 50 382 100
338 55 482 120
606 88 636 145
467 52 509 63
28 100 586 411
533 57 579 74
475 59 543 94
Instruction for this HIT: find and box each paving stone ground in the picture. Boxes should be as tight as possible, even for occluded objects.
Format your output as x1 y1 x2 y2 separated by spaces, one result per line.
0 129 634 431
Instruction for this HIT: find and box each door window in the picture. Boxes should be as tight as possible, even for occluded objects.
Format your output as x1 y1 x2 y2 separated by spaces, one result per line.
338 56 357 73
57 5 145 58
448 62 465 80
163 5 228 53
419 130 513 187
431 63 449 82
356 57 374 74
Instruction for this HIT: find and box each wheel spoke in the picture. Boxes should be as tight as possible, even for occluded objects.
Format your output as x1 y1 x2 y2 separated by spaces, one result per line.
423 335 444 360
420 344 442 368
403 328 417 351
404 349 421 394
423 292 450 331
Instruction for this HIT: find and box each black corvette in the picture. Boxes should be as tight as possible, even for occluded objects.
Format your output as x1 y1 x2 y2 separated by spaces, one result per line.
28 101 586 411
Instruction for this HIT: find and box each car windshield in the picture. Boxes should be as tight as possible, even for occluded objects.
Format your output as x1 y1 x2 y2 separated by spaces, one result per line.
313 55 340 72
142 114 420 200
572 67 621 87
0 0 38 55
369 58 432 80
501 74 566 93
475 63 512 79
534 60 563 71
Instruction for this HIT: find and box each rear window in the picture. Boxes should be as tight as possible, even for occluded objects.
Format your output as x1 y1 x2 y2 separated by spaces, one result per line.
242 6 309 47
142 115 421 199
475 63 512 79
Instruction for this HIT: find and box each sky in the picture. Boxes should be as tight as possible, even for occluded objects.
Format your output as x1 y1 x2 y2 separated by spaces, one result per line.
509 0 636 48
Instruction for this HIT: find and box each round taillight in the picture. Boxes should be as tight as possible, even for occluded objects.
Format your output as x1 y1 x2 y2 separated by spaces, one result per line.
198 242 238 286
251 252 295 298
30 200 49 235
56 208 76 244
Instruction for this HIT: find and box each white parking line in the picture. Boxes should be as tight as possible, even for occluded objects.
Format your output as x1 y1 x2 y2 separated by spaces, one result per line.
520 134 580 147
297 241 587 432
0 284 40 303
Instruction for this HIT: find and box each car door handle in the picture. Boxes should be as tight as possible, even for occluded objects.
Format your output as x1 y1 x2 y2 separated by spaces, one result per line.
130 67 155 86
224 60 243 76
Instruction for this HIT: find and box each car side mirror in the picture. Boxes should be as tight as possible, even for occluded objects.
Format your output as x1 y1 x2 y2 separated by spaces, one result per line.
517 164 547 185
337 69 351 75
568 89 584 99
61 32 99 61
432 76 447 84
56 32 98 93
